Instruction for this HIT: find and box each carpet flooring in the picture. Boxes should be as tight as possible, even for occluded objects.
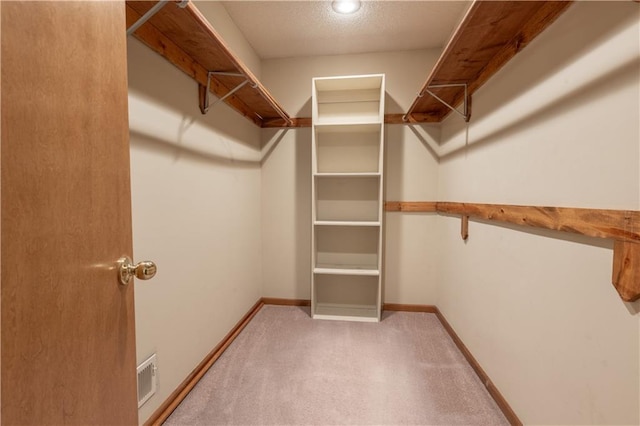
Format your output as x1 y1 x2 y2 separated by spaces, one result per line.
165 305 508 425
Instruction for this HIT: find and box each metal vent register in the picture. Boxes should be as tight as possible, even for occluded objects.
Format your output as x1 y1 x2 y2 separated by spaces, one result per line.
137 354 157 408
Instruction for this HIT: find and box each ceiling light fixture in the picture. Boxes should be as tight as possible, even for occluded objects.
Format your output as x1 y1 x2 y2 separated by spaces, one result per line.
332 0 361 15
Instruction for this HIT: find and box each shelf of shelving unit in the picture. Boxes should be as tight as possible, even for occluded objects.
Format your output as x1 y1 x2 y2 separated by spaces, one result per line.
314 172 381 178
313 267 380 276
311 74 385 322
314 221 381 227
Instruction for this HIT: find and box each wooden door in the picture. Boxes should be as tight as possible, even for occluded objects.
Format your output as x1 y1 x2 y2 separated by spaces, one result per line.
1 1 138 424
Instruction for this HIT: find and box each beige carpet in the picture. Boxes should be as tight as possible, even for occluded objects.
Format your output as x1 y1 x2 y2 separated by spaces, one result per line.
165 305 508 425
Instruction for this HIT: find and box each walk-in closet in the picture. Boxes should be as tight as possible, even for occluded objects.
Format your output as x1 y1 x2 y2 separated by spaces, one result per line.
2 1 639 424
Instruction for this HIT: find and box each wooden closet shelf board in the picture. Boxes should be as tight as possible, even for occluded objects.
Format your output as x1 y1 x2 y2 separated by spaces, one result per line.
405 1 573 123
386 201 640 243
126 1 290 127
386 201 640 302
436 202 640 243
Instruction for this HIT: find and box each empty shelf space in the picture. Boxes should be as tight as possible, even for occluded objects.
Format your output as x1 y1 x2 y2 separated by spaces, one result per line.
315 113 382 126
315 127 382 173
313 303 379 322
315 177 380 222
315 226 379 271
314 123 382 133
313 274 380 322
316 89 381 104
314 75 384 125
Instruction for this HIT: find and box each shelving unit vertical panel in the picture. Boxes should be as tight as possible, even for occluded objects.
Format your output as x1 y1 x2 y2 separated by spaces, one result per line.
311 79 318 318
376 77 385 321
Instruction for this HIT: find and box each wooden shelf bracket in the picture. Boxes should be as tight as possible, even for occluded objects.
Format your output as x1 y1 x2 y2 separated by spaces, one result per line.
199 71 257 115
461 215 469 241
126 0 188 36
612 241 640 302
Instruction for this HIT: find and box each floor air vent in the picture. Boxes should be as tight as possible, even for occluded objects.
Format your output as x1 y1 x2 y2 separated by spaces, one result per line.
137 354 157 408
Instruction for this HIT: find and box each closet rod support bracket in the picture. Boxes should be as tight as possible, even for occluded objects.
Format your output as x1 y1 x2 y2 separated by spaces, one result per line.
199 71 250 114
126 0 170 36
424 83 471 122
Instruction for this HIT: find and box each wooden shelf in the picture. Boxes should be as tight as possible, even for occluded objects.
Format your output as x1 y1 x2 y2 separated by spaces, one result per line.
386 201 640 302
404 1 573 123
125 1 291 128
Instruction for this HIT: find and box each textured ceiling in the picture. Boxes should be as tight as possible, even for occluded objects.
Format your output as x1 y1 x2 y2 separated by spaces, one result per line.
221 1 471 59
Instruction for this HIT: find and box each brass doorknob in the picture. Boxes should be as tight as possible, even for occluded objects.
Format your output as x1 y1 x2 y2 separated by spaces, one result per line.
118 256 157 285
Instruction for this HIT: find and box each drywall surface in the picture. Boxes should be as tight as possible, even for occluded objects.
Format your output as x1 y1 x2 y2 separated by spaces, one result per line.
384 124 440 304
436 2 640 424
261 50 440 304
194 1 262 79
128 38 262 423
261 128 312 300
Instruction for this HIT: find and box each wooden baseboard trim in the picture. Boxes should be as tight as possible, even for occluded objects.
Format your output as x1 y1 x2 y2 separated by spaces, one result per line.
260 300 437 312
435 307 522 426
261 297 311 306
144 298 265 426
383 303 438 313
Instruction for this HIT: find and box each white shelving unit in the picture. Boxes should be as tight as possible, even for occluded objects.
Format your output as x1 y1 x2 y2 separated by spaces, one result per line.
311 74 385 322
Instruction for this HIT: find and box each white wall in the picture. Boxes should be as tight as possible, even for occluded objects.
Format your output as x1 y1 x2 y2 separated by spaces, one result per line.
128 36 262 422
260 50 441 303
436 2 640 423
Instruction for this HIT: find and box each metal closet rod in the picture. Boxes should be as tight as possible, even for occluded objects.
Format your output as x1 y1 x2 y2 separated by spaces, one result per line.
126 0 189 36
206 72 292 126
